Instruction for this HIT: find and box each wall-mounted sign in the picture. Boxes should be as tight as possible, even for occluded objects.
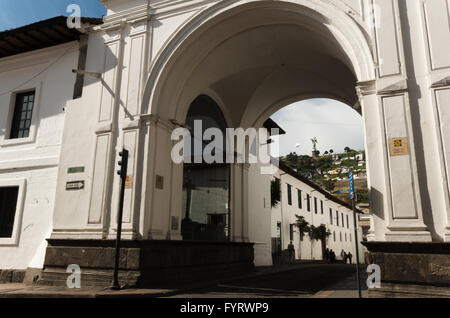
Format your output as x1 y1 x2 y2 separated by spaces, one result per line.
66 181 85 191
67 167 85 174
389 137 410 157
125 175 133 189
156 175 164 190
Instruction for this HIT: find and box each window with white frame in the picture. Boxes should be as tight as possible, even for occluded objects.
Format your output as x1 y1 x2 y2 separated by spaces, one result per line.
9 91 36 139
297 189 302 209
0 187 19 238
0 179 25 245
314 197 317 214
287 184 292 206
329 208 333 224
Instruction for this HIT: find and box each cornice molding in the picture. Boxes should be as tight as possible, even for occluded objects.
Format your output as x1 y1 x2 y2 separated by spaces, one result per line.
431 75 450 88
356 80 377 96
377 79 408 95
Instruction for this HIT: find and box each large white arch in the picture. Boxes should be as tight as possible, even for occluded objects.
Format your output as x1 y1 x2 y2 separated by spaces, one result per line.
141 0 376 120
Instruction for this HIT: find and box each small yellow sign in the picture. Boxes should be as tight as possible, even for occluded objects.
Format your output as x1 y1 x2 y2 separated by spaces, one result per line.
389 137 409 156
125 175 133 189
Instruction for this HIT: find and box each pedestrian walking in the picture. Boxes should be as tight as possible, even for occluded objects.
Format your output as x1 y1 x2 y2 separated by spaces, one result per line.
288 241 295 264
348 252 353 264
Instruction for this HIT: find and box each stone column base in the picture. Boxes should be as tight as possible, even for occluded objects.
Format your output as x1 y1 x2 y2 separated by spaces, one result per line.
363 242 450 298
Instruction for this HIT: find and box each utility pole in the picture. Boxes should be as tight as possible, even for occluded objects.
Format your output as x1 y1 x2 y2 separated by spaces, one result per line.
110 149 129 290
349 170 362 298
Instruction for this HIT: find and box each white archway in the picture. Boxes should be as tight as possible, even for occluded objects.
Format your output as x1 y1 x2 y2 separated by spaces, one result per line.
138 0 389 252
142 0 376 121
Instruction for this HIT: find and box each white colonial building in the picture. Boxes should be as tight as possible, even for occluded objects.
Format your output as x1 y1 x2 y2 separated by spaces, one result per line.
0 0 449 296
270 162 365 264
0 17 102 278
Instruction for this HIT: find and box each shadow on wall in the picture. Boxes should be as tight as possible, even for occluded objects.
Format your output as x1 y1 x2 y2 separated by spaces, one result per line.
398 0 437 241
369 187 384 221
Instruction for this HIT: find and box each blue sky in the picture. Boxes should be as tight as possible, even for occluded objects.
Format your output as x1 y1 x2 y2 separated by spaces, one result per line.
0 0 106 31
271 99 365 157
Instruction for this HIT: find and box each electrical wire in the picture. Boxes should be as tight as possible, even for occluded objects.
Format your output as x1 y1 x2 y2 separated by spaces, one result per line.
0 44 78 97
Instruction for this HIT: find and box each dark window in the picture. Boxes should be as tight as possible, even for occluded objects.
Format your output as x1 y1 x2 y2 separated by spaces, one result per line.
333 231 336 242
307 194 311 212
297 189 302 209
289 224 294 242
349 233 352 242
340 232 342 242
0 187 19 238
287 184 292 206
347 215 349 229
314 197 317 214
336 211 339 226
10 91 35 139
320 200 324 214
345 233 347 242
342 214 345 227
329 208 333 224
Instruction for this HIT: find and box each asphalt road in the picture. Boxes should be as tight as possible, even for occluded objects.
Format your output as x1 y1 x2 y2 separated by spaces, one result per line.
169 263 368 298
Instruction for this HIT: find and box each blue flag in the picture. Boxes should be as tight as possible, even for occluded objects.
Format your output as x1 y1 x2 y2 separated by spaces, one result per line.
349 171 354 200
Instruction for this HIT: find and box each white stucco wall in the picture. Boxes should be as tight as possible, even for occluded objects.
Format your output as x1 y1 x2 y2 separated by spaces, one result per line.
0 43 79 269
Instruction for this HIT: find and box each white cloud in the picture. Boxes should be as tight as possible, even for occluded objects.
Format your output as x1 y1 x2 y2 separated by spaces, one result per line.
270 99 365 157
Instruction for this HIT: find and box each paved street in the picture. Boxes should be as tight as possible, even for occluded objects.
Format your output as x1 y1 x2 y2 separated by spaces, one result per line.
0 263 368 298
169 263 368 298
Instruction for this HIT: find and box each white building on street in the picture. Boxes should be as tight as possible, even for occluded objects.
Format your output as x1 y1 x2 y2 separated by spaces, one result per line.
271 162 365 264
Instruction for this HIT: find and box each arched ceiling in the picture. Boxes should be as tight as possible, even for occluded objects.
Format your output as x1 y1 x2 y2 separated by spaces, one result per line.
155 3 361 127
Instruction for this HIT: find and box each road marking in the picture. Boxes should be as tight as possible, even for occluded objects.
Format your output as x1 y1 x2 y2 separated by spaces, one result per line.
217 284 311 295
313 290 335 298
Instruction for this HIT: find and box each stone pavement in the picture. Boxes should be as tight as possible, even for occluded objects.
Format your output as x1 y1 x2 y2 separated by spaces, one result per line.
0 283 177 298
0 261 366 298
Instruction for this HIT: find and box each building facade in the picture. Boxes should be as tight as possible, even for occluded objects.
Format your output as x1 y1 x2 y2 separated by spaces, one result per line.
0 0 449 295
0 17 101 277
271 163 365 264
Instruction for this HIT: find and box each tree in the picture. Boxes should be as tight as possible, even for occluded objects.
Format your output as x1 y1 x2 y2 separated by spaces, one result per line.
309 224 331 260
271 178 281 208
323 179 336 192
295 215 311 260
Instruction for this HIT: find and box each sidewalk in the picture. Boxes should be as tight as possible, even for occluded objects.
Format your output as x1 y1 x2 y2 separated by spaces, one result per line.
0 261 357 298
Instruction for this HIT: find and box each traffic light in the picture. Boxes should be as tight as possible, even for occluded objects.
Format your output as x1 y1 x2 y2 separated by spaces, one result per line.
117 149 129 179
